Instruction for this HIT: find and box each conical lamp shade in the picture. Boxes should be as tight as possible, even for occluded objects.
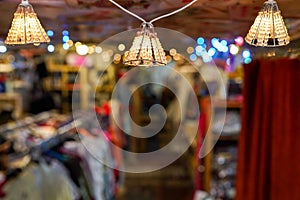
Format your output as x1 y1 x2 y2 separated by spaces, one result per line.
245 0 290 47
5 0 50 45
123 23 167 67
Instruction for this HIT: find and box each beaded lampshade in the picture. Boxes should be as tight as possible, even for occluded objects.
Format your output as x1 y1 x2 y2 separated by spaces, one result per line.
123 23 167 67
5 0 50 45
245 0 290 47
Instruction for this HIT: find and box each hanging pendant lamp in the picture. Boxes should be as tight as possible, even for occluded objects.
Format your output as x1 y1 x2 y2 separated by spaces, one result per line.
5 0 50 45
123 23 167 67
245 0 290 47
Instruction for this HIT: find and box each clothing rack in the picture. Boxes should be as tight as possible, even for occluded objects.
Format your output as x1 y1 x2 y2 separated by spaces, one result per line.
0 111 53 135
4 117 78 172
30 120 79 161
3 110 109 165
1 109 120 200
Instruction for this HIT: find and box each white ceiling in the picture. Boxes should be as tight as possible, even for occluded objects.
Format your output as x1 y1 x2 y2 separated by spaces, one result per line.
0 0 299 43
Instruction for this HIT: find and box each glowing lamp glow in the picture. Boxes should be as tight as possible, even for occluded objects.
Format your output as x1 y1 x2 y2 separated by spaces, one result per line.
190 54 197 61
197 37 205 45
229 44 239 55
47 30 54 37
5 0 50 45
234 36 244 46
118 44 126 51
123 22 167 67
242 50 251 58
0 44 7 53
76 44 89 56
208 48 216 57
245 0 290 47
47 44 55 52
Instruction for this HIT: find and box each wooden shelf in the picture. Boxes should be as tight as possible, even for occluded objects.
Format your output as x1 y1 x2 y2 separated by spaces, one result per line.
47 64 80 73
45 64 89 112
0 93 22 119
201 97 242 193
96 85 114 93
213 99 243 108
216 134 239 141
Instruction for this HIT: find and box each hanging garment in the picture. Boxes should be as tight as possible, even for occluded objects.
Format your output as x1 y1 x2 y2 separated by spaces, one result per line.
2 162 72 200
236 58 300 200
63 133 116 200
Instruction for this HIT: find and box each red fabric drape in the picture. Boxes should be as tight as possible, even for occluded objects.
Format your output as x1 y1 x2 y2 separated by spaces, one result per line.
236 58 300 200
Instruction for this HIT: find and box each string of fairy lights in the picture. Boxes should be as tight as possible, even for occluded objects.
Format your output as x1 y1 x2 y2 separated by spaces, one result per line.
0 0 290 67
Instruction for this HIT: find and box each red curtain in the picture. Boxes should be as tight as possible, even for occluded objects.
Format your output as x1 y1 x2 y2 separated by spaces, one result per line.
236 58 300 200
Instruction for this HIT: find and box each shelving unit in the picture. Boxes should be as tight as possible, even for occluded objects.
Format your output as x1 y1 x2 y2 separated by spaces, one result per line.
201 97 242 199
44 61 119 113
0 93 23 119
44 64 88 113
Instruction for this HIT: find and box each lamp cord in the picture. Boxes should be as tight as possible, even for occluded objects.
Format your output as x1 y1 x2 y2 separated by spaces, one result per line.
108 0 198 24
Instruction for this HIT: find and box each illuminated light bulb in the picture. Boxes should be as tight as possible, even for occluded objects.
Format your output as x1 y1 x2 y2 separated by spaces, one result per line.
186 46 194 54
208 48 216 57
75 42 82 47
226 58 231 66
114 53 122 61
5 0 50 45
244 57 252 64
0 44 7 53
47 30 54 37
102 51 111 62
76 44 88 55
63 43 69 50
197 37 205 45
211 38 219 46
242 50 251 58
67 40 73 47
88 46 95 54
202 54 212 63
95 46 103 54
173 53 182 61
47 44 55 52
62 30 69 36
63 36 70 43
195 45 203 53
235 36 244 46
245 0 290 47
229 44 239 55
118 44 126 51
123 22 167 67
222 46 229 53
166 55 172 63
169 48 177 56
190 54 197 61
221 40 227 46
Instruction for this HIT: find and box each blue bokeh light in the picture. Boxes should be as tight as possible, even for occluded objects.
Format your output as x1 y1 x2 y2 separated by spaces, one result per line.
221 40 228 46
63 36 70 43
62 30 69 36
244 57 252 64
242 50 251 58
208 48 216 57
63 43 69 50
190 54 197 61
197 37 205 45
47 44 55 53
47 30 54 37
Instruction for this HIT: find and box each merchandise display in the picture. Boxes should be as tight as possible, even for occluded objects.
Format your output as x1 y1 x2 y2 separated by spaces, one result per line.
0 110 122 200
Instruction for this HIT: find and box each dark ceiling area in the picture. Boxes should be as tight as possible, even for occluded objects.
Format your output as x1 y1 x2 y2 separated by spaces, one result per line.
0 0 299 44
